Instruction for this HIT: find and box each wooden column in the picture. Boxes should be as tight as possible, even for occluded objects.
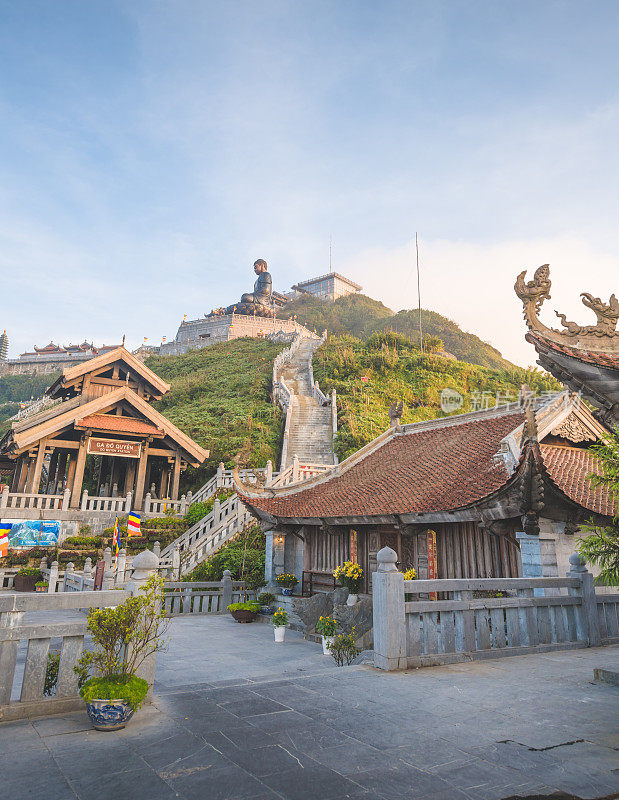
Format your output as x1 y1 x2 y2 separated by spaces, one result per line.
46 450 59 494
124 459 136 495
159 463 169 499
171 454 181 501
66 453 77 498
134 443 150 510
25 441 46 495
56 450 68 491
10 457 24 492
70 436 90 508
18 457 33 492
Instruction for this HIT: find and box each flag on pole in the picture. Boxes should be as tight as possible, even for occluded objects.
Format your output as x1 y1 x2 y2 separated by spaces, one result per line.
112 517 120 557
127 512 141 537
0 523 10 557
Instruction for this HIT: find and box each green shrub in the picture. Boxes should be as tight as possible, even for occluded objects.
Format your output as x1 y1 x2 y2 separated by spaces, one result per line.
257 592 275 605
189 524 265 589
17 567 43 578
328 629 360 666
80 675 149 709
63 536 102 549
227 602 260 612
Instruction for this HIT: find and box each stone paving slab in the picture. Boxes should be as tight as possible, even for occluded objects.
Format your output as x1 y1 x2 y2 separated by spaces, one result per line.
1 620 618 800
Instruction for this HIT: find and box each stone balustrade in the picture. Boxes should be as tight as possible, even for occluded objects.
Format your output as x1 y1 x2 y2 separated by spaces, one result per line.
373 547 619 671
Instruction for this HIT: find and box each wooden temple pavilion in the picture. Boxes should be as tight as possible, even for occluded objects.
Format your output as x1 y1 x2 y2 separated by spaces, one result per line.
238 392 613 593
0 347 208 510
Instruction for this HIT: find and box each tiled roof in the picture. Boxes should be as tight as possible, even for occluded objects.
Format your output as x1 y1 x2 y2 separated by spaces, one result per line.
245 412 525 519
541 444 615 517
76 414 161 436
526 332 619 369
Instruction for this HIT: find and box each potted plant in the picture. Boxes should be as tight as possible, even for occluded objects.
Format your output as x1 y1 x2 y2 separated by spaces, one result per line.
275 573 298 596
333 561 363 605
35 581 49 593
228 601 261 623
74 575 169 732
257 591 276 614
316 615 337 655
272 607 288 642
14 568 43 592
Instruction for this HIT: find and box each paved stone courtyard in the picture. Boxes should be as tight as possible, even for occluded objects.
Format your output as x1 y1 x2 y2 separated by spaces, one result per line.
1 616 618 800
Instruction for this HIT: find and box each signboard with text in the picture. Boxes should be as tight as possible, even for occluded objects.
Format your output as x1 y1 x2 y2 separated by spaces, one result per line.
427 529 438 601
349 529 358 563
87 438 142 459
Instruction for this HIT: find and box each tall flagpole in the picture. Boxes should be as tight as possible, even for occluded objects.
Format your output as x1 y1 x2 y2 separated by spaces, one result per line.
329 234 333 273
416 232 423 353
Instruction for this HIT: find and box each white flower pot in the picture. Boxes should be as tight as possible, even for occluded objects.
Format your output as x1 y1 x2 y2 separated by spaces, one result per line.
322 635 334 655
274 626 286 642
347 594 358 606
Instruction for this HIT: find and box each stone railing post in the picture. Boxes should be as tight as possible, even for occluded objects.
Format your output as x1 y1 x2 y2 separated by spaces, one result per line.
102 569 115 590
266 460 273 484
0 485 8 509
222 569 233 609
144 493 151 514
127 549 161 700
125 491 132 512
186 491 193 507
39 556 48 573
373 547 407 670
217 462 225 487
0 603 25 705
47 561 59 594
62 488 71 509
83 557 93 579
153 541 161 558
179 494 187 516
213 498 221 523
292 454 300 483
103 546 112 572
116 548 127 586
80 490 89 510
568 552 601 647
63 562 74 591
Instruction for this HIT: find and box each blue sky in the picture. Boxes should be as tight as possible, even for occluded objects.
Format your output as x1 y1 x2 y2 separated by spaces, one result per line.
1 1 618 365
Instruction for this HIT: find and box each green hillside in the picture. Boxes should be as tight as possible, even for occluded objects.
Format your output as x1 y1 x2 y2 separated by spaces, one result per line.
278 293 513 370
0 371 60 432
313 331 561 460
146 338 284 491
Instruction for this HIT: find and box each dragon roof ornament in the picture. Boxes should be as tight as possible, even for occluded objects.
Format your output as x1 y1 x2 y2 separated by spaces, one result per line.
515 265 619 354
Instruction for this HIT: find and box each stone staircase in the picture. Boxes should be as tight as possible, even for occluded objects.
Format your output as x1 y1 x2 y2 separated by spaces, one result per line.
278 337 336 467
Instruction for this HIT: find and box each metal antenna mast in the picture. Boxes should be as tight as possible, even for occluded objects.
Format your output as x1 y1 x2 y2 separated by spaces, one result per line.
329 234 333 273
416 232 423 353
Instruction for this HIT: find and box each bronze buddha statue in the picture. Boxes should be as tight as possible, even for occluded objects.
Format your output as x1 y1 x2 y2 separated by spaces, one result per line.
226 259 275 317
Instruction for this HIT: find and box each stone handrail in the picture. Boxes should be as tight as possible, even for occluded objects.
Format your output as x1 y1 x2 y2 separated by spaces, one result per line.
162 573 255 615
373 547 616 671
81 491 132 513
1 488 66 511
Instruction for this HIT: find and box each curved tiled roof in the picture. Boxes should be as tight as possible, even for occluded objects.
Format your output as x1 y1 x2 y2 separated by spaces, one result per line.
76 414 162 436
246 412 525 519
526 332 619 369
541 444 615 517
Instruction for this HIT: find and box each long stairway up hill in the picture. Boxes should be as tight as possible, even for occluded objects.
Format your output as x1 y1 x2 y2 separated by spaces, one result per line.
279 338 336 467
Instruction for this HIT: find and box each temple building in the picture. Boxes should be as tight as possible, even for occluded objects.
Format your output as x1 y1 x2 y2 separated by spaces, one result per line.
0 347 208 509
239 391 613 592
515 265 619 425
290 272 362 302
2 341 122 376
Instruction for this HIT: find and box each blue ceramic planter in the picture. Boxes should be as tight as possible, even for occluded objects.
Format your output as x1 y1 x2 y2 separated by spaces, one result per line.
260 605 274 614
85 699 135 731
281 588 293 596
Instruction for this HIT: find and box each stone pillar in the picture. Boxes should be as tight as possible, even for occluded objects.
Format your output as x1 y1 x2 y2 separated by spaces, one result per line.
217 462 225 487
103 546 112 572
292 454 300 482
153 541 161 558
80 490 89 511
222 569 233 608
373 547 407 671
47 561 59 594
125 491 133 513
264 530 285 590
0 605 25 705
116 548 127 586
102 569 115 590
63 562 74 591
0 485 8 509
39 557 47 573
179 494 187 516
83 557 93 581
62 488 71 510
266 460 273 484
568 552 601 647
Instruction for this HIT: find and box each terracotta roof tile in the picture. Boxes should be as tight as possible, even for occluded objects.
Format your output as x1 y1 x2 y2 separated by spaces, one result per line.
526 332 619 369
541 444 615 517
76 414 161 436
246 412 524 519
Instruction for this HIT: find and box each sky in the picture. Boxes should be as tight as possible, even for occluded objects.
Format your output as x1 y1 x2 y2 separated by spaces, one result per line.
1 0 618 366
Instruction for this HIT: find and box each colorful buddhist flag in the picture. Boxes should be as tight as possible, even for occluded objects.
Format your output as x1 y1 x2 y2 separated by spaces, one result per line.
0 523 10 557
127 512 141 537
112 517 120 557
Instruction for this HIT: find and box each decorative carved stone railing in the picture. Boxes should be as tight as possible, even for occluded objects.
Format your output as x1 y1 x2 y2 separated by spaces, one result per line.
1 489 66 511
373 548 619 671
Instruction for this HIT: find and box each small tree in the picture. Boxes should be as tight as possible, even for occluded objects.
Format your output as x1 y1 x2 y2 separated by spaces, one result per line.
577 429 619 586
